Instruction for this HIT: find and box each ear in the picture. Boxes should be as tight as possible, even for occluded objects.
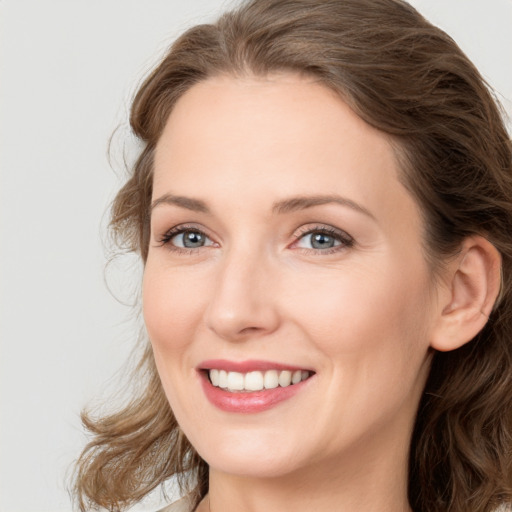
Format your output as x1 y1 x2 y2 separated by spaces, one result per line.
430 236 502 352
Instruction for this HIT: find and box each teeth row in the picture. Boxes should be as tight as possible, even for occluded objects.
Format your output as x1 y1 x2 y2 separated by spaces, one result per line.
209 369 310 392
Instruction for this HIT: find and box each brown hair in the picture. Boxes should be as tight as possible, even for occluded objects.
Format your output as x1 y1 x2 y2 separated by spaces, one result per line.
73 0 512 511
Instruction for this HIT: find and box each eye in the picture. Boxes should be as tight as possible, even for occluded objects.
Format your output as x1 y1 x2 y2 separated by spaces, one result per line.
158 226 215 251
293 226 354 253
173 230 212 248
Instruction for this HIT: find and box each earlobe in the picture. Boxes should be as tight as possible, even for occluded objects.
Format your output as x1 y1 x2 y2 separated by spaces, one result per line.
430 236 502 352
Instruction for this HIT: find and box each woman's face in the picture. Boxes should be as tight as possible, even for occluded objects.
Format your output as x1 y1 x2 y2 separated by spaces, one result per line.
144 74 439 479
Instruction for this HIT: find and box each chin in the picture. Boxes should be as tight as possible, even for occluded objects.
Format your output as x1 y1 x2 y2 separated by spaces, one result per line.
186 424 308 479
205 451 304 479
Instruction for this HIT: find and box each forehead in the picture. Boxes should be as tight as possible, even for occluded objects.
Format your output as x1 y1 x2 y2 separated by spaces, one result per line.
155 74 391 162
152 74 419 230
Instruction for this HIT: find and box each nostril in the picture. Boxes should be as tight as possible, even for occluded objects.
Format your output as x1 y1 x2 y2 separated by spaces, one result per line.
239 326 264 334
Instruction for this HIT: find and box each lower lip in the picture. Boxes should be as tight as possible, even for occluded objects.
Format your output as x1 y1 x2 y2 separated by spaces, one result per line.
200 372 312 413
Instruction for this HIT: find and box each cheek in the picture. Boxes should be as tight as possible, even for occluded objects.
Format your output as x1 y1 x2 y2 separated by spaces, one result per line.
285 259 433 441
142 262 211 421
142 262 209 353
284 258 432 360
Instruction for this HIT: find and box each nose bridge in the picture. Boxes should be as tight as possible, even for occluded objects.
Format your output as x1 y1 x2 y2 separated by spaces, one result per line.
205 241 279 340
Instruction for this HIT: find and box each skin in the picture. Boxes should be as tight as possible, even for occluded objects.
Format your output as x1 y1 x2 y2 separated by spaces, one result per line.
143 74 464 512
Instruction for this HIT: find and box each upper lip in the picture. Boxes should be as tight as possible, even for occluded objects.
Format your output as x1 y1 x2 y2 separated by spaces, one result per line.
198 359 314 373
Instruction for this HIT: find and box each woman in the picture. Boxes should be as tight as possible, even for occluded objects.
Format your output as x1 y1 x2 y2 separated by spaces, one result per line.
73 0 512 511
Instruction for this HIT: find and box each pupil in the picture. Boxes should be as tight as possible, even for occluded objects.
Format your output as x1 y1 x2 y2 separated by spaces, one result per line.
312 233 334 249
184 231 204 248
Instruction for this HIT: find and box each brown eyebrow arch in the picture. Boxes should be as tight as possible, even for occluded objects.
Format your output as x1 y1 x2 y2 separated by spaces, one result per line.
272 194 375 219
151 194 210 214
150 193 375 220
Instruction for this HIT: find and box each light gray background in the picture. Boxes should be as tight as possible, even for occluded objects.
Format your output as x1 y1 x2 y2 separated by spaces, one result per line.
1 1 511 511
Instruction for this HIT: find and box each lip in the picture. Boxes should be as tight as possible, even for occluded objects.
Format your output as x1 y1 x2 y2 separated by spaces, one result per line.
198 360 315 413
198 359 312 372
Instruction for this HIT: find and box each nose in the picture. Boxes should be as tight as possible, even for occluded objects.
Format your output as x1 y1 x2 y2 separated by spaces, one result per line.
204 249 281 342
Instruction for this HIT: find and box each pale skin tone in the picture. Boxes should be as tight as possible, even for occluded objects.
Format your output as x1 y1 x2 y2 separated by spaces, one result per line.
143 74 501 512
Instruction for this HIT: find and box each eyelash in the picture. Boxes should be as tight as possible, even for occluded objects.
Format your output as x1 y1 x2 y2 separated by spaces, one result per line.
156 224 354 255
157 224 213 255
293 225 355 255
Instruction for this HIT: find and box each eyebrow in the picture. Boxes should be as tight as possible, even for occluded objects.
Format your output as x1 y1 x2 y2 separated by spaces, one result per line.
150 193 375 220
150 194 209 214
271 194 375 219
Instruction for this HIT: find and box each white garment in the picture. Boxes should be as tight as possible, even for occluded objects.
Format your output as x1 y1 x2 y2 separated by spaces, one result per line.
157 496 194 512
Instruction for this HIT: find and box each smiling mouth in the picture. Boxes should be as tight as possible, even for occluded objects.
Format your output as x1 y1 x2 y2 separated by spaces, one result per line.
206 369 313 393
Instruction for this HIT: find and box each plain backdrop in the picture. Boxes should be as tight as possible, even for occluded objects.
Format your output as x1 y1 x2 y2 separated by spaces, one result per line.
1 1 511 511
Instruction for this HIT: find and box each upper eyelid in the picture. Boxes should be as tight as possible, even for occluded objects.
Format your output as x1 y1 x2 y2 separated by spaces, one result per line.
156 223 351 238
157 223 212 237
155 223 215 247
293 224 353 241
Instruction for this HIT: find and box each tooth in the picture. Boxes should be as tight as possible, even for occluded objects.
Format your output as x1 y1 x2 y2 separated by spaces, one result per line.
218 370 228 389
211 368 310 391
210 369 219 386
245 371 264 391
278 370 292 387
264 370 279 389
227 371 244 391
292 370 302 384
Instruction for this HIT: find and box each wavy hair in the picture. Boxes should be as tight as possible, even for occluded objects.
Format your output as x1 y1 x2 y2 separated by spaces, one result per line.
73 1 512 511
